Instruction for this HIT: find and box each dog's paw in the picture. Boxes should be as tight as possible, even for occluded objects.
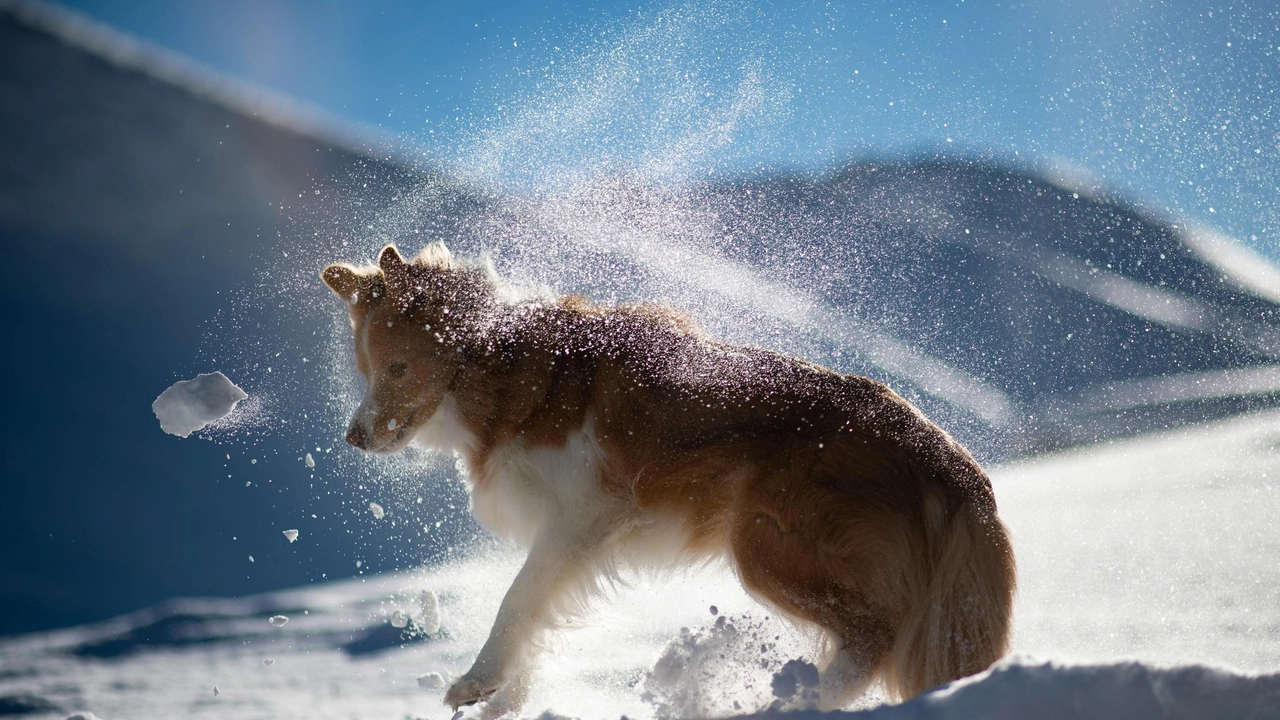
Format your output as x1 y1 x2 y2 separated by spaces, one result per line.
444 672 501 711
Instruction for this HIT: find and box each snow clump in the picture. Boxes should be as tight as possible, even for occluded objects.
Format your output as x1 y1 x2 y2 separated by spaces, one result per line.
417 672 447 689
282 529 299 543
152 372 247 437
420 589 441 634
770 659 820 703
369 502 385 519
643 614 792 719
268 615 289 627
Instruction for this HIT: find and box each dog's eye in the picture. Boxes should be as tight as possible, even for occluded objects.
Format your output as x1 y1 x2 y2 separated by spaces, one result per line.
387 362 408 378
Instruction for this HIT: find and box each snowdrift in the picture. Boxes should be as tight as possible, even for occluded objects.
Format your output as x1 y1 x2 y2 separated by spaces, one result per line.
779 658 1280 720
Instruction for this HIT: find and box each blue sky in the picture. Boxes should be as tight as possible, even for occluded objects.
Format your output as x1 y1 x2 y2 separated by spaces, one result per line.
57 0 1280 256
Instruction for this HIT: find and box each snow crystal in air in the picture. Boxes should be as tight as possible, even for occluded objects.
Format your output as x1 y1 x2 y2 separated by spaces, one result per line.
420 589 441 634
282 529 299 543
268 615 289 627
213 686 219 697
152 372 247 437
263 658 275 666
417 672 446 689
304 452 315 468
390 609 409 628
248 555 254 563
369 502 385 519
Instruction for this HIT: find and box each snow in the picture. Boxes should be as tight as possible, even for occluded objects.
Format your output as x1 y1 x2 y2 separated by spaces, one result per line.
304 452 315 468
2 410 1278 719
151 371 247 438
267 615 288 627
282 529 299 543
418 672 447 689
643 613 797 718
369 502 385 519
389 610 409 629
64 714 101 720
770 659 820 701
784 657 1280 720
420 589 441 634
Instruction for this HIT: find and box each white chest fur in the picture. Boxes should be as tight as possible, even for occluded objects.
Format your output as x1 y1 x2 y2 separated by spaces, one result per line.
469 418 609 546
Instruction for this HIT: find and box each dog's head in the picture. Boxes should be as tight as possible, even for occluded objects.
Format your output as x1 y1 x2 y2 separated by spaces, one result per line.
321 242 494 454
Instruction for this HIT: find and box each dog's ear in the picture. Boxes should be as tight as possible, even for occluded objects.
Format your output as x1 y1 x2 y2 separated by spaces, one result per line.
320 263 361 301
379 244 411 294
379 244 407 275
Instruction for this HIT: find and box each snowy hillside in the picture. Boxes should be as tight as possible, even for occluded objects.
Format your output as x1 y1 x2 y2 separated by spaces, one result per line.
2 408 1277 719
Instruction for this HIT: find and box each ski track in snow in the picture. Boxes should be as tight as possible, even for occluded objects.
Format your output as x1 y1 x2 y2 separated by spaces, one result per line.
3 410 1279 719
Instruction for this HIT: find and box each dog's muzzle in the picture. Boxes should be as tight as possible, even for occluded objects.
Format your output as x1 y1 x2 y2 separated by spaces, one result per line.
345 423 369 450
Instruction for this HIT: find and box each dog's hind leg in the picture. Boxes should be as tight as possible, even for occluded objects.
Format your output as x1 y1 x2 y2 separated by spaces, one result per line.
731 507 896 710
816 641 885 710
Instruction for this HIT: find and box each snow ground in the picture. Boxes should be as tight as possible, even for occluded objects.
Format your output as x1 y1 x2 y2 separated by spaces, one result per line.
2 410 1279 719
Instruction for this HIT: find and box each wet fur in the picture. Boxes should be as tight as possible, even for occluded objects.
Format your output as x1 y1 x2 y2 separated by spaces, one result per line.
322 243 1016 715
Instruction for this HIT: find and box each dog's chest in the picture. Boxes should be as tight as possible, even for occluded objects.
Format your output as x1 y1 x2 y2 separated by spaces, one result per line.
464 419 609 545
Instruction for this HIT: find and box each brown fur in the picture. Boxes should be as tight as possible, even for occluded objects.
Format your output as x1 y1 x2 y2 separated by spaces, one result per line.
323 243 1016 707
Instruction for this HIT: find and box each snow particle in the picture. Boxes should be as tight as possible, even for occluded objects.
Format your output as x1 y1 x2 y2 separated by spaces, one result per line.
283 529 299 543
304 453 315 469
710 605 718 616
417 672 446 689
268 615 289 627
387 418 398 431
213 686 220 697
263 658 275 666
248 555 254 563
390 610 409 629
152 371 247 437
369 502 385 519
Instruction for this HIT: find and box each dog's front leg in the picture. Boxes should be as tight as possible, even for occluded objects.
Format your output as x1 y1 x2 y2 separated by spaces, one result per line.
445 526 605 712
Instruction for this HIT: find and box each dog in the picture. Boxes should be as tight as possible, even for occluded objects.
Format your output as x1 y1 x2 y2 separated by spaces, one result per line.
321 242 1015 715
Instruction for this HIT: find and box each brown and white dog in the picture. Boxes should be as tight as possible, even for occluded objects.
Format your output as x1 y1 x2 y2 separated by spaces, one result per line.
321 243 1015 715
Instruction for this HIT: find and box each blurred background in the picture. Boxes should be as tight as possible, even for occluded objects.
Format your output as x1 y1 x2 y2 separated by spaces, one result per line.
1 0 1278 646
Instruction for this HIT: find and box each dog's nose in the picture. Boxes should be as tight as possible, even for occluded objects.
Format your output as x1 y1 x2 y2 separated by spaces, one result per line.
346 423 368 449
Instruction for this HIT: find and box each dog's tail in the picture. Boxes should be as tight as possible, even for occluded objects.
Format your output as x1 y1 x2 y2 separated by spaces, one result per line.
882 498 1016 699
